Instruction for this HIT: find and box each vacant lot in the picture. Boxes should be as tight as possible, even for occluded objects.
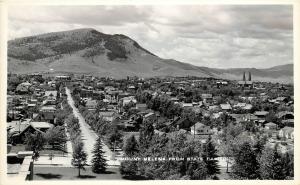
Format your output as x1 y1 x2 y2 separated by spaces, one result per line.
33 166 123 180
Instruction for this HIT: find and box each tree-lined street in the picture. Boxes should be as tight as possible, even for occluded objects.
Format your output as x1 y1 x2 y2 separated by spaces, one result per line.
65 87 120 166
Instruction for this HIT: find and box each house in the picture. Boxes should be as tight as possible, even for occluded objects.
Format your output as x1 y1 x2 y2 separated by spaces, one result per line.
229 113 259 123
55 75 71 81
9 121 52 143
276 111 294 120
254 111 269 119
118 92 132 99
201 94 213 104
275 97 288 103
44 91 57 99
136 104 147 112
170 97 179 102
127 85 136 93
99 111 115 122
174 117 193 131
208 105 220 111
38 106 56 124
44 91 57 105
242 104 253 110
86 99 97 110
234 103 253 110
181 103 193 108
279 127 294 140
40 106 56 113
190 122 212 135
264 122 277 130
216 81 228 87
30 122 52 133
229 114 247 123
143 112 157 122
220 104 232 111
121 96 137 106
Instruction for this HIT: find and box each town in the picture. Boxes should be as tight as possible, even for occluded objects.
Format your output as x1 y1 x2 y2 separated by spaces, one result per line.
7 72 294 180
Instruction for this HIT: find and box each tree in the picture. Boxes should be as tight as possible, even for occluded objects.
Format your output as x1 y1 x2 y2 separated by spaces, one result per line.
25 132 46 160
96 100 107 112
202 135 220 177
72 141 87 177
91 137 107 173
186 161 208 180
218 139 234 173
24 131 46 179
45 126 67 148
231 142 259 179
259 146 286 179
282 152 294 178
107 125 123 150
124 135 139 157
120 161 138 178
139 119 154 154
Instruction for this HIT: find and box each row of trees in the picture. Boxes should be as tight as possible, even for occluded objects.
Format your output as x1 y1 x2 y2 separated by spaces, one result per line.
120 120 220 180
217 122 294 180
62 94 108 176
231 142 293 179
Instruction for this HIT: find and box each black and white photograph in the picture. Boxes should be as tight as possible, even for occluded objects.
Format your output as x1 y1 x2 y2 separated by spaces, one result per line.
2 1 298 183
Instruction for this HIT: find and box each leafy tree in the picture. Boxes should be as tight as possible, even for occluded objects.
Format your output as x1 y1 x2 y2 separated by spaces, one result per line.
282 152 294 178
139 119 154 155
72 141 87 177
45 126 67 147
181 108 199 124
96 100 107 112
123 101 136 112
218 140 234 173
186 161 208 180
123 135 139 157
265 110 278 123
231 142 259 179
107 125 123 150
120 161 138 178
91 137 107 173
259 146 286 179
202 135 220 177
25 132 46 160
253 136 267 156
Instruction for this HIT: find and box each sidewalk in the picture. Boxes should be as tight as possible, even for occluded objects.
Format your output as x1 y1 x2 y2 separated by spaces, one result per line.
34 156 73 167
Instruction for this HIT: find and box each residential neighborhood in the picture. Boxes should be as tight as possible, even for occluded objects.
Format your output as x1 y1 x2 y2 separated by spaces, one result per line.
4 4 295 182
6 73 294 180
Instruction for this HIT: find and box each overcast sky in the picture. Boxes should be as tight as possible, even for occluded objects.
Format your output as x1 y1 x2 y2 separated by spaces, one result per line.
8 5 293 68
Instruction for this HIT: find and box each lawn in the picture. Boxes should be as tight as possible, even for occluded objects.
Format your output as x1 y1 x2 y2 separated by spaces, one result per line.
33 166 124 180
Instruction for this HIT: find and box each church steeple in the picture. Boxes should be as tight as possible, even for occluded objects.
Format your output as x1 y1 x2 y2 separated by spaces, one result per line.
248 72 252 81
243 71 246 81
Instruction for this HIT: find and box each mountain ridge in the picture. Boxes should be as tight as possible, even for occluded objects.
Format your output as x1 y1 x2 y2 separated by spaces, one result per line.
7 28 293 83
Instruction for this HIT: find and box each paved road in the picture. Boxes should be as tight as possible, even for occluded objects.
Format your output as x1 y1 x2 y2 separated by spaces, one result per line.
65 87 120 166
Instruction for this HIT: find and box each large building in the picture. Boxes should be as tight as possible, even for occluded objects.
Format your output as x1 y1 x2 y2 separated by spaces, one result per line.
238 71 253 88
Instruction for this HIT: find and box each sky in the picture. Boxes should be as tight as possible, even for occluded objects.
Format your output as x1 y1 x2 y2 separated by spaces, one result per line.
8 5 293 68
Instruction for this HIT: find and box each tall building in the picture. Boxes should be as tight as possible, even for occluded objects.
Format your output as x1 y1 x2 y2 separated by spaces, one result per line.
238 71 253 88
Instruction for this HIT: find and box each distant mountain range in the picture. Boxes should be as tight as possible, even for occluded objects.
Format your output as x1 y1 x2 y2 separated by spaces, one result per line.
7 28 293 83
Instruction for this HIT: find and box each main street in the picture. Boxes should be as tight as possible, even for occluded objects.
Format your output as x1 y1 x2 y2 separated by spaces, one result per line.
65 87 120 166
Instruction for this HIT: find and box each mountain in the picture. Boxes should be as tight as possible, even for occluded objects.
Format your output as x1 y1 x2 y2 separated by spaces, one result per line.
7 28 293 83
